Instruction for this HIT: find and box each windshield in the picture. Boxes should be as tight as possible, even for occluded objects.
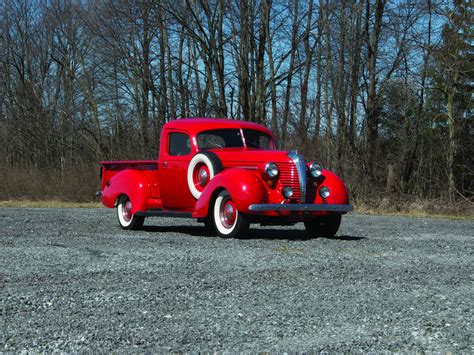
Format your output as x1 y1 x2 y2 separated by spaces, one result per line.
197 128 275 150
197 129 244 149
243 129 274 150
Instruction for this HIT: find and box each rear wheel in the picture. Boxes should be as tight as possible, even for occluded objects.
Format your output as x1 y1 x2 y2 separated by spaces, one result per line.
212 190 249 238
117 196 144 230
304 215 341 238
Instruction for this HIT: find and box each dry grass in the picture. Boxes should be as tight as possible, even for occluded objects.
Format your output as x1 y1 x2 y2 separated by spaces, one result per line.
354 197 474 221
0 164 98 202
0 200 102 208
0 164 472 219
355 206 473 220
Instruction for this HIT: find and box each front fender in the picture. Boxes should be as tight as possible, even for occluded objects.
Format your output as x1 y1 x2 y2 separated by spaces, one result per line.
193 169 267 218
311 170 350 205
101 169 151 214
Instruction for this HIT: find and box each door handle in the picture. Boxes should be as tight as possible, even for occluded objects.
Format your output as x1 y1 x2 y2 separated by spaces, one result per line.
162 161 168 168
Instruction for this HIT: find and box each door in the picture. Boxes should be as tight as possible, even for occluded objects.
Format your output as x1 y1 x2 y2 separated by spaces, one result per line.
159 130 196 210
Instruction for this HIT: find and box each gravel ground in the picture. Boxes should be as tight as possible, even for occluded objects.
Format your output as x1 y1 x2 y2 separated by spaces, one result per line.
0 208 472 352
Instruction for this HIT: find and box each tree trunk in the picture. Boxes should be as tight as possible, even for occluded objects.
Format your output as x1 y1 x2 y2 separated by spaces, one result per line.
265 0 278 140
281 0 299 145
323 1 332 137
255 0 268 124
177 29 187 117
335 0 347 172
312 4 324 145
348 0 364 147
216 0 227 117
299 0 314 146
446 72 459 202
165 26 176 120
364 0 386 179
239 0 251 120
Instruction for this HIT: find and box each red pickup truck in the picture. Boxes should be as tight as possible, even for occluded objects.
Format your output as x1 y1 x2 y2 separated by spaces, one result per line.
99 118 352 238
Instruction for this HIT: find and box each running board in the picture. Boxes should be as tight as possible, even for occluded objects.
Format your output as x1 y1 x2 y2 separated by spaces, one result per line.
135 209 193 218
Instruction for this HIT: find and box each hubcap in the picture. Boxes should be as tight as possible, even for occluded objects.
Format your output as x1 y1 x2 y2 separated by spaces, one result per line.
198 168 208 186
122 200 132 222
194 164 210 191
220 198 237 229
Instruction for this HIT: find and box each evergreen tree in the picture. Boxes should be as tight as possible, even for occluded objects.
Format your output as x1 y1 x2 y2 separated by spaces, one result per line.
429 0 473 200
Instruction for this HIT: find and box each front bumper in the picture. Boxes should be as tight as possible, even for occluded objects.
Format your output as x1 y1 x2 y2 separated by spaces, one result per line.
248 203 353 213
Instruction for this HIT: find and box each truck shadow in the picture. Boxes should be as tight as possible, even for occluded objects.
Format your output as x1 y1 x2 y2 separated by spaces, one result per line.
246 229 365 241
332 235 366 241
141 225 212 237
141 224 365 241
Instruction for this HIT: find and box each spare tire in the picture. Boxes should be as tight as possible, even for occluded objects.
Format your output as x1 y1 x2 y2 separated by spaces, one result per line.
187 151 223 199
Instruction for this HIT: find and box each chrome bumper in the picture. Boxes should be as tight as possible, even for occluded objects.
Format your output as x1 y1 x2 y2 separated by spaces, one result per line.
248 203 353 213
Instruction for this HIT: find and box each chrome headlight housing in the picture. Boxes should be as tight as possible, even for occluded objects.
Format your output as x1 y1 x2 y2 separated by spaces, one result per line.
282 186 293 198
309 162 323 177
319 186 330 199
265 162 279 178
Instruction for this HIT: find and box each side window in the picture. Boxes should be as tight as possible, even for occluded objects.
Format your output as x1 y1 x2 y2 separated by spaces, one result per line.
168 132 191 156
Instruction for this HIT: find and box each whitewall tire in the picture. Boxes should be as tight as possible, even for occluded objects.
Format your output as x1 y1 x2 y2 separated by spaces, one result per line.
212 190 249 238
187 152 222 199
117 195 144 230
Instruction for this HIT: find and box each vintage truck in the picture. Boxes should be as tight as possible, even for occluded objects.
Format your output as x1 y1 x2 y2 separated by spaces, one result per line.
99 118 352 238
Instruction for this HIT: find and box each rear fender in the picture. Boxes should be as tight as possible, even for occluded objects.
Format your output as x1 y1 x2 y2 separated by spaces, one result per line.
193 169 267 218
101 169 151 214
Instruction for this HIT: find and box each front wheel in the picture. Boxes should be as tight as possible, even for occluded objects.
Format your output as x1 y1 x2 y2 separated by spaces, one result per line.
212 190 249 238
117 196 145 230
304 215 341 238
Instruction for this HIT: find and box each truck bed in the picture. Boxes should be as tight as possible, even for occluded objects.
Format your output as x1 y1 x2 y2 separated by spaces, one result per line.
99 160 159 197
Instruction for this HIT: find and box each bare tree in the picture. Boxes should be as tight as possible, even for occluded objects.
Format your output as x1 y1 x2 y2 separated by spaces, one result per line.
0 0 471 204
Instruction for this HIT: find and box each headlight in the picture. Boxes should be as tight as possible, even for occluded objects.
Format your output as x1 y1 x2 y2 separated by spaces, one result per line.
319 186 330 199
282 186 293 198
265 162 279 178
309 162 323 177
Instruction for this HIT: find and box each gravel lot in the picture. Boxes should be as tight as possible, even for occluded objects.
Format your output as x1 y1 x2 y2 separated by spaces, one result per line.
0 208 472 352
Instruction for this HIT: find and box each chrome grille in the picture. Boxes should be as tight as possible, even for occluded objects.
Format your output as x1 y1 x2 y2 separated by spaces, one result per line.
287 150 307 203
278 162 301 202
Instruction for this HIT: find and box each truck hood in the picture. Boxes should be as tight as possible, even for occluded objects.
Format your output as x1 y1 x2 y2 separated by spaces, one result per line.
210 149 295 168
211 148 311 204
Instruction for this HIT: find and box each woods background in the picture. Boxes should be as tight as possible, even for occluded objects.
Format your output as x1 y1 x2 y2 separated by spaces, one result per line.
0 0 472 210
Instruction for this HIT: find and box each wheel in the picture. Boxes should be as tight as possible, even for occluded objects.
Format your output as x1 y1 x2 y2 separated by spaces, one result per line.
304 215 341 238
117 195 145 230
187 152 223 199
212 190 249 238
